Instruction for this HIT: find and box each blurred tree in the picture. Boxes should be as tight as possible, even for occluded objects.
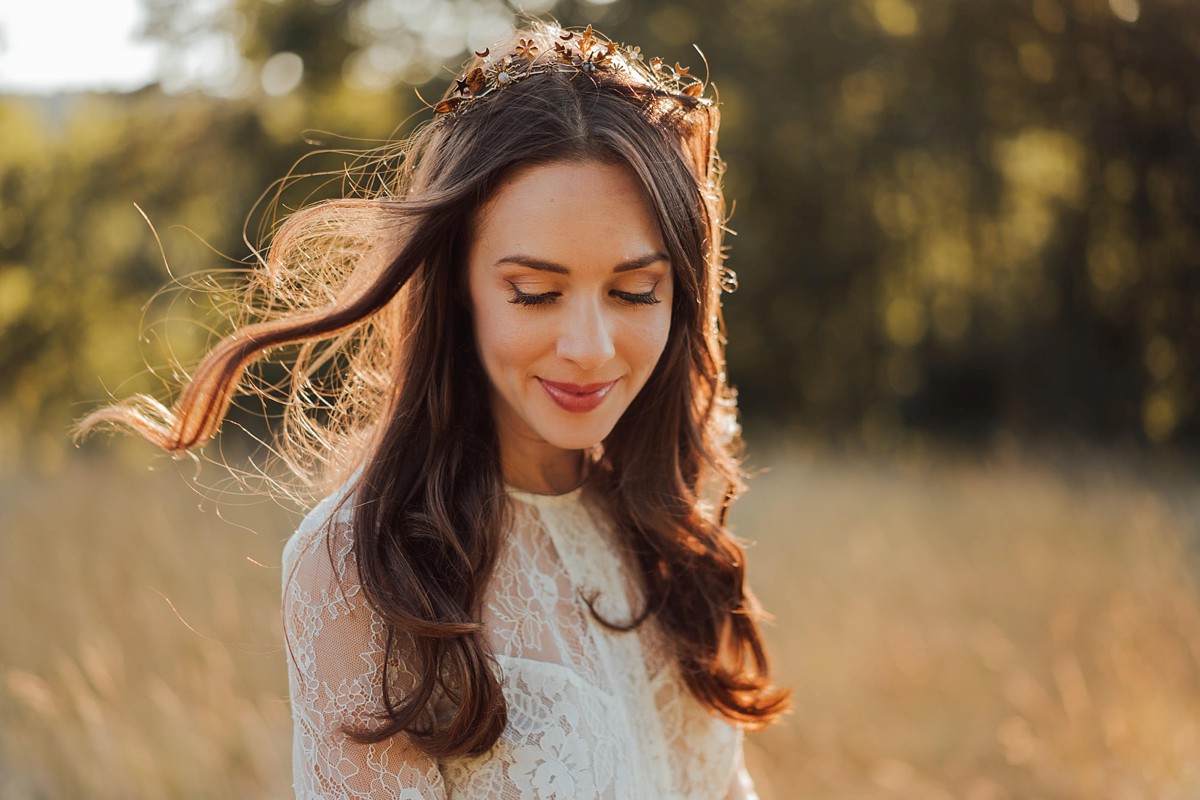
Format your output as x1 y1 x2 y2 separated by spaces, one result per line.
0 91 290 470
2 0 1197 472
590 0 1200 449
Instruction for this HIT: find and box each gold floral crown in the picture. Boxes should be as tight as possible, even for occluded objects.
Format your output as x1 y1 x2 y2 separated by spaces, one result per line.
432 24 710 116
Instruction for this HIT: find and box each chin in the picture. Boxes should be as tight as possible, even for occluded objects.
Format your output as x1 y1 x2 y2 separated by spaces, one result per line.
539 425 614 452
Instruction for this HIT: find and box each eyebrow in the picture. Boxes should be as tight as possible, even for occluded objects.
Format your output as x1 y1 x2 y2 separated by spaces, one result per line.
493 252 669 275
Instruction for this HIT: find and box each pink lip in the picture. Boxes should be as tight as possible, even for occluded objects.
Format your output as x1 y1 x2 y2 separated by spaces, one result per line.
537 378 618 413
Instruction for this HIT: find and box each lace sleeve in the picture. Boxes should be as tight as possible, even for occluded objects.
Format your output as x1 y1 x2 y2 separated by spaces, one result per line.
283 497 447 800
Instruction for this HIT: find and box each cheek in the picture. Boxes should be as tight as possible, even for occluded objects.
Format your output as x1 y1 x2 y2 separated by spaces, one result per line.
622 307 673 375
471 294 545 379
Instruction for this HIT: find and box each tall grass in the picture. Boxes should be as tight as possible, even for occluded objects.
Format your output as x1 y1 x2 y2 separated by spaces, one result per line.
739 442 1200 800
0 456 294 798
2 441 1198 798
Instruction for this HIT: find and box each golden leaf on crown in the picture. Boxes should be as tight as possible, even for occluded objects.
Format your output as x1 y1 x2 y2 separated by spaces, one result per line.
577 24 597 56
464 67 487 96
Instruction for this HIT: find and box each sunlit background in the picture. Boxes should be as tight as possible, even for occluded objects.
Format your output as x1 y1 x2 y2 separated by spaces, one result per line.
2 0 1199 797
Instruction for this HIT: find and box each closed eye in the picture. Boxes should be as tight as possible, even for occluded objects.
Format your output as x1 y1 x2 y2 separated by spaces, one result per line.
507 284 661 307
507 285 561 306
612 290 661 306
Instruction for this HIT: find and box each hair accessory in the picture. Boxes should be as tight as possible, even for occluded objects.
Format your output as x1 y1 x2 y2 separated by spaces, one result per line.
432 24 710 116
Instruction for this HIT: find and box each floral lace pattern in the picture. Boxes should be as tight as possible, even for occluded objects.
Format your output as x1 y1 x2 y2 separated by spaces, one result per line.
282 480 752 799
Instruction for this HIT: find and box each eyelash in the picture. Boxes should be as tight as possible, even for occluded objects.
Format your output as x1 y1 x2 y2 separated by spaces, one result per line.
507 286 662 307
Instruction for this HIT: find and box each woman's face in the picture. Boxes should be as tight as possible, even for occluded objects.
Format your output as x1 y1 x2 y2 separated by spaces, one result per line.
466 158 674 469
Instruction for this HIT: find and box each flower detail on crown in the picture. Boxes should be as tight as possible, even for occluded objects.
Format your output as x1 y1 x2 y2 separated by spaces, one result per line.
432 25 709 116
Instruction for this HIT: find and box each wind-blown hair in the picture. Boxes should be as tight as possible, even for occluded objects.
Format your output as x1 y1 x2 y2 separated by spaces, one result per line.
75 20 791 757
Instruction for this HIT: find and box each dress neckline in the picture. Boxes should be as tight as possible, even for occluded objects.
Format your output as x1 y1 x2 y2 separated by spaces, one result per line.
503 481 587 506
502 462 599 506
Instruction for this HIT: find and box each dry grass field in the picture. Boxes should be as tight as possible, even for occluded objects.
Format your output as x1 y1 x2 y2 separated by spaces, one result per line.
2 439 1198 799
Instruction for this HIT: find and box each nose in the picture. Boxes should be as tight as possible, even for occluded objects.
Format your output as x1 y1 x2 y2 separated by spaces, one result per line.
557 296 616 372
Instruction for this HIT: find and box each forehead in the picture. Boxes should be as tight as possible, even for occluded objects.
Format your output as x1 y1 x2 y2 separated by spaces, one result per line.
469 159 665 263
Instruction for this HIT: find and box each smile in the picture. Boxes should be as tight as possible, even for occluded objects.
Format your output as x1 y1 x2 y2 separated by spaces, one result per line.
537 378 618 413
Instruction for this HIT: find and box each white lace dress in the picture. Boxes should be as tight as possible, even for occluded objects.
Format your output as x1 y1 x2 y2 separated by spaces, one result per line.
282 479 756 799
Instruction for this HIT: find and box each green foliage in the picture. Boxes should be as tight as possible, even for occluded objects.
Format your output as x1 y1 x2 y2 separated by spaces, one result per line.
0 91 271 469
3 0 1198 471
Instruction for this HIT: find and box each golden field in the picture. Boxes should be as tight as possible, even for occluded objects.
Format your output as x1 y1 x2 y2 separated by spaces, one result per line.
2 440 1198 799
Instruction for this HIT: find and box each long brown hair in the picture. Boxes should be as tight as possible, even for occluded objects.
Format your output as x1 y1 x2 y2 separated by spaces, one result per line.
75 20 791 757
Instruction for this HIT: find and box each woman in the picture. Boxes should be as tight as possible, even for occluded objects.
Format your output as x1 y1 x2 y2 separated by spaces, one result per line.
77 20 790 799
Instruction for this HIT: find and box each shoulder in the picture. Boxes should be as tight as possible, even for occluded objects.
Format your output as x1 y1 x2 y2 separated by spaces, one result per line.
282 475 364 602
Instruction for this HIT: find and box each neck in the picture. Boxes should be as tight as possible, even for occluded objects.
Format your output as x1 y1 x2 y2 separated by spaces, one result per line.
500 445 588 495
